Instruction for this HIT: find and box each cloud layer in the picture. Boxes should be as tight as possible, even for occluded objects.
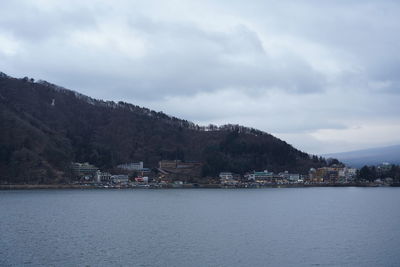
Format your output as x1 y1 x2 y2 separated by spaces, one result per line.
1 0 400 154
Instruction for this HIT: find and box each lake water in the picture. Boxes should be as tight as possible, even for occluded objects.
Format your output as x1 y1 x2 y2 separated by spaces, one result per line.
1 187 400 266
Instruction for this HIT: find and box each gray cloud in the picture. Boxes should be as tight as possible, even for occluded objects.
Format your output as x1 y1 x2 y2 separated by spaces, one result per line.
1 0 400 153
0 2 327 98
0 1 96 42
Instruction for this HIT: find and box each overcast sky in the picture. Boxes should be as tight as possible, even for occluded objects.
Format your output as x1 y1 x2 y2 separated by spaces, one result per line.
1 0 400 154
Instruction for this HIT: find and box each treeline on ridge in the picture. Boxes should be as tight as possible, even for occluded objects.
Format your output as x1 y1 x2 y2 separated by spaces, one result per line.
0 72 329 183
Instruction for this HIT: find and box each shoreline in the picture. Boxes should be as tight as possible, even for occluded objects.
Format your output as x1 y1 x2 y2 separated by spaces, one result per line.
1 183 397 190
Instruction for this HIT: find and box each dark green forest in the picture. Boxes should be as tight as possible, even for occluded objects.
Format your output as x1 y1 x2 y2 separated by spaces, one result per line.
357 165 400 182
0 72 329 183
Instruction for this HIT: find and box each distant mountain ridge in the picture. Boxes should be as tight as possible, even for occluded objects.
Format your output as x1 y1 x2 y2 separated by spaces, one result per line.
0 72 329 183
324 145 400 167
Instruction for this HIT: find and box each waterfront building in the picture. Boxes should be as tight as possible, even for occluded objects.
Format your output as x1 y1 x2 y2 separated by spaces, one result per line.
111 175 129 184
309 166 357 183
347 168 357 181
274 171 301 182
219 172 239 185
311 167 340 183
337 167 357 182
71 162 98 178
219 172 233 180
288 173 300 182
308 168 319 183
248 170 274 181
95 170 112 183
324 168 339 183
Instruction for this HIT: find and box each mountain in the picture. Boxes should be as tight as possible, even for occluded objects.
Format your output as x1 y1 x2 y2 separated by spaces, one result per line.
0 72 329 183
324 145 400 168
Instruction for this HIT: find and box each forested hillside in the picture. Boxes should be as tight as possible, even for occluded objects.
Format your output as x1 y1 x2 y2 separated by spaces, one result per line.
0 72 329 183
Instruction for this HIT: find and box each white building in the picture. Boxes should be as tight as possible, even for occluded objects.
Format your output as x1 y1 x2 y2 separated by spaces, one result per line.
95 170 112 183
288 173 300 181
219 172 233 180
219 172 239 185
117 162 144 171
111 175 129 184
346 168 357 181
278 171 301 182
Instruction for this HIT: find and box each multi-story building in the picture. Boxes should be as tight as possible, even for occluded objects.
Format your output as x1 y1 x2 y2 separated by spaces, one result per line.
347 168 357 181
310 167 340 183
219 172 233 180
308 168 318 182
338 167 357 182
325 169 339 183
95 170 112 183
111 175 129 184
276 171 301 182
219 172 239 185
310 166 356 183
117 162 144 171
288 173 300 182
315 168 328 181
247 170 274 181
71 162 98 178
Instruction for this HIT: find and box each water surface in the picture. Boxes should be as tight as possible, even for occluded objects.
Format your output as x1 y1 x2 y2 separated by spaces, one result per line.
1 187 399 266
